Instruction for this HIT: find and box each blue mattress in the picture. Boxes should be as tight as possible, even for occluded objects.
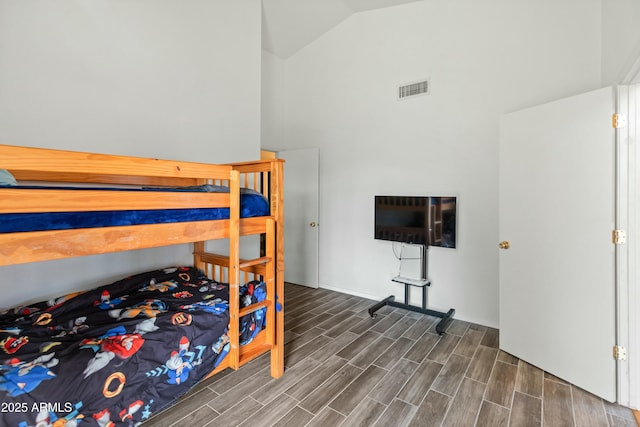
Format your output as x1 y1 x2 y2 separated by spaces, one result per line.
0 185 269 233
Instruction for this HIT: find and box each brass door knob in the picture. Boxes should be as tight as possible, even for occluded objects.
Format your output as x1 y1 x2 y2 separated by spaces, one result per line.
499 241 510 250
310 222 317 227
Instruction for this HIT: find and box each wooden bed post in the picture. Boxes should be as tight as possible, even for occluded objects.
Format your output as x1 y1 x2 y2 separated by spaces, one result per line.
228 169 241 370
193 241 205 273
264 218 276 353
193 176 208 274
271 159 285 378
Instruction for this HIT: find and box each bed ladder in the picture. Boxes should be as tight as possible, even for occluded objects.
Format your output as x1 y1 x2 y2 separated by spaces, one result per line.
193 218 279 376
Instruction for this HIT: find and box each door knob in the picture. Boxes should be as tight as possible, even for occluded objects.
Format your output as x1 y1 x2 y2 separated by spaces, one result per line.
310 222 317 227
499 241 510 250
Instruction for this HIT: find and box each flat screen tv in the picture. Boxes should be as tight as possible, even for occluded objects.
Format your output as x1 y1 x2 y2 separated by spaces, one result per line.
374 195 456 248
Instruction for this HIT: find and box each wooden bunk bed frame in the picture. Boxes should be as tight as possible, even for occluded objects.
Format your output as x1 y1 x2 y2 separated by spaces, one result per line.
0 144 285 380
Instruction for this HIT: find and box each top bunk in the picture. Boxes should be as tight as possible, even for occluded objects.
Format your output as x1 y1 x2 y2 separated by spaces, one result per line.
0 144 284 266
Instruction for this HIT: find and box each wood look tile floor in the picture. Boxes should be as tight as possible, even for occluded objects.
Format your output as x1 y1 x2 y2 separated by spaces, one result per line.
144 283 638 427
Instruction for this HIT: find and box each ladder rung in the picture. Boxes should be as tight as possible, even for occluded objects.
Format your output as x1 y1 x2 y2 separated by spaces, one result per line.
239 256 272 269
239 300 272 318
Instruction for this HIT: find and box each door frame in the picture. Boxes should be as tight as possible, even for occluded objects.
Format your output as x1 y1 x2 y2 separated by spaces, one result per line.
619 84 639 410
615 86 632 408
608 41 639 410
262 147 320 288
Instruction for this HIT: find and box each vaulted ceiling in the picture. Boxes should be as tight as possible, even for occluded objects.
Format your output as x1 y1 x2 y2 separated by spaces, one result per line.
262 0 421 58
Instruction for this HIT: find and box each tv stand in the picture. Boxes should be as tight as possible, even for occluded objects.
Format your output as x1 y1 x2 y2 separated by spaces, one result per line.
368 245 455 336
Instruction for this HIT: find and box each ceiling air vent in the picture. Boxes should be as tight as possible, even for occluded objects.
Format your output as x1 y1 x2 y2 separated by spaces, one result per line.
398 79 429 100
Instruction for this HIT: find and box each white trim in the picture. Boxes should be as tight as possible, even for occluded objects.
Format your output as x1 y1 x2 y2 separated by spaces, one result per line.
616 84 640 410
616 86 631 406
319 283 380 301
627 83 639 409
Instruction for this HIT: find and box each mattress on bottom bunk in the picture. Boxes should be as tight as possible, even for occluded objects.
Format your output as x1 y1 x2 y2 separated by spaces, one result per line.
0 267 266 427
0 185 269 234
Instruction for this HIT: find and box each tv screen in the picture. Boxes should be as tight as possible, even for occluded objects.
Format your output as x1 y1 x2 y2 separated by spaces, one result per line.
374 195 456 248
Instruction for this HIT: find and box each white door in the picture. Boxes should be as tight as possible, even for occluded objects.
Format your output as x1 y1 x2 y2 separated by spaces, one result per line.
278 147 319 288
499 87 617 401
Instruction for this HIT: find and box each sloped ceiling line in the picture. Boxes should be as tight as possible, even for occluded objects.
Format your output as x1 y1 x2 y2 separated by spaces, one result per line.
262 0 422 59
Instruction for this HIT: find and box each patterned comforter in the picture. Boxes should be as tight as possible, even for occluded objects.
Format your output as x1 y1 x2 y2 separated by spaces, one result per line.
0 267 233 426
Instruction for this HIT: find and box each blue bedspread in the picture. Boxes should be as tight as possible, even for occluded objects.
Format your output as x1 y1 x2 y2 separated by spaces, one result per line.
0 186 269 233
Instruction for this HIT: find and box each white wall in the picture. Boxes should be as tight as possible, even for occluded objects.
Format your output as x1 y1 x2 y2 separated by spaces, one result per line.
602 0 640 84
0 0 262 308
279 0 602 327
261 49 285 150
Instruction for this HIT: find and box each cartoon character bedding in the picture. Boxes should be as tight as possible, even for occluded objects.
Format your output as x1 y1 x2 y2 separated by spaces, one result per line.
0 267 267 427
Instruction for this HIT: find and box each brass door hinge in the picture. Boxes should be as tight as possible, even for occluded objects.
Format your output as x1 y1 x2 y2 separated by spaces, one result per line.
613 230 627 245
612 113 627 128
613 345 627 361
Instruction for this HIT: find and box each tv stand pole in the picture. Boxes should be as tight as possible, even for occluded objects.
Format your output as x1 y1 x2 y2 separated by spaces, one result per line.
367 244 455 336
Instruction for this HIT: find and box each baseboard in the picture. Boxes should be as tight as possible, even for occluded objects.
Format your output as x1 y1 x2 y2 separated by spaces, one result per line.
319 283 381 302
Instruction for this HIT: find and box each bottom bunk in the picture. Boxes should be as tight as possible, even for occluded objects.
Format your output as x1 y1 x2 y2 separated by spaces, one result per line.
0 263 280 427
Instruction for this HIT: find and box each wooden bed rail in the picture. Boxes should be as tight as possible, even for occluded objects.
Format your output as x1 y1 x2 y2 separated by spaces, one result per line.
1 144 233 185
0 189 229 213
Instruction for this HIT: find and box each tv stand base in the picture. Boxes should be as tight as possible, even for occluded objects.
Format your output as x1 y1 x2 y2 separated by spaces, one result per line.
369 244 455 335
368 282 456 335
368 296 455 336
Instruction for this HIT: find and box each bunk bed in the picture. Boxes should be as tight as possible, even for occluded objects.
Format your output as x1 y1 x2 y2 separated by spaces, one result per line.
0 144 284 426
